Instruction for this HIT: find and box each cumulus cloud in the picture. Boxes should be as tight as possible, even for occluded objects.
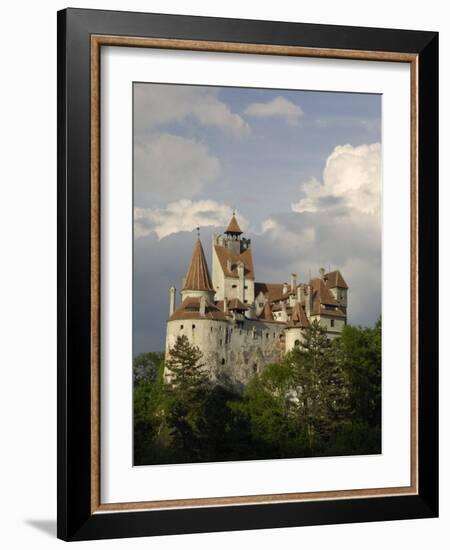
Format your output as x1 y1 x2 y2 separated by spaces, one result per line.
134 134 220 204
292 143 381 216
135 200 248 240
244 96 304 125
259 143 382 327
134 84 250 138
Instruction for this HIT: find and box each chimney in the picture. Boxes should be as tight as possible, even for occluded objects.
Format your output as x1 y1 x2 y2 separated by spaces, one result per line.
319 267 326 280
297 283 305 303
199 295 206 316
283 282 288 295
290 273 297 292
169 286 176 316
305 284 313 318
223 296 228 313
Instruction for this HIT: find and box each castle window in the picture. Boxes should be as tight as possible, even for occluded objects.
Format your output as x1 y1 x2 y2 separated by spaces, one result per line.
219 339 222 345
294 339 301 347
266 333 269 339
192 324 196 329
232 284 237 288
244 300 248 303
330 319 335 327
210 327 213 332
180 325 184 330
244 285 248 289
221 358 225 365
252 363 258 373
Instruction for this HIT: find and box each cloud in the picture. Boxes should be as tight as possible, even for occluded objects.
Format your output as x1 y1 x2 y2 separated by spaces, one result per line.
292 143 381 216
134 134 220 204
134 84 250 138
244 96 304 125
258 143 382 327
135 200 248 240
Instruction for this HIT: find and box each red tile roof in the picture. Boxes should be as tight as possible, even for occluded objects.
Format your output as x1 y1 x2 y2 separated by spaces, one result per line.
168 297 227 321
225 213 243 234
287 303 310 328
325 270 348 289
214 245 255 280
309 277 339 313
260 302 273 321
228 298 248 311
182 239 214 292
255 282 291 302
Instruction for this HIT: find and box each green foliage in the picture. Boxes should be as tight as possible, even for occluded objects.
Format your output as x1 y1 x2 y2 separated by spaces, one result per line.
334 318 382 427
133 351 164 385
232 363 300 457
285 319 350 453
133 320 382 465
165 335 209 394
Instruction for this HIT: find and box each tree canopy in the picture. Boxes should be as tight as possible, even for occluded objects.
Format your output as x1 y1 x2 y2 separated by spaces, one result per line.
133 320 382 465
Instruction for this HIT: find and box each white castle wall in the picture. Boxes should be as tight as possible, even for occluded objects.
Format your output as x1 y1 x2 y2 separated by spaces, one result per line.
284 327 306 352
312 315 346 338
165 318 286 393
212 246 255 306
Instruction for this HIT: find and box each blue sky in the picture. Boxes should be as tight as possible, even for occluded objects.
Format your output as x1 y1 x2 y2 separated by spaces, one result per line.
133 83 382 353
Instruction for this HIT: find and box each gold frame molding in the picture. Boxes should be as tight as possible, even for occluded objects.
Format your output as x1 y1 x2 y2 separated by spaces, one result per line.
90 35 419 514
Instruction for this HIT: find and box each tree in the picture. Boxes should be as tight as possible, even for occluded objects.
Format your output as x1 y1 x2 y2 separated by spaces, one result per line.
335 319 381 428
233 362 300 457
165 335 209 393
133 351 164 386
286 319 349 453
133 352 173 464
164 335 210 460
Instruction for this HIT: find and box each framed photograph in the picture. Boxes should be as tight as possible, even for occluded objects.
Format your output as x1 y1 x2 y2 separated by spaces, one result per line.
57 8 438 541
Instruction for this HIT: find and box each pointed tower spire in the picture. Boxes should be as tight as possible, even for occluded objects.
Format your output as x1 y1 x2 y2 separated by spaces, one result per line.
225 211 243 236
182 238 214 292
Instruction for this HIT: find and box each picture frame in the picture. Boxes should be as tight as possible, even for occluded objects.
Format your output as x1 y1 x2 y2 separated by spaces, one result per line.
57 7 438 541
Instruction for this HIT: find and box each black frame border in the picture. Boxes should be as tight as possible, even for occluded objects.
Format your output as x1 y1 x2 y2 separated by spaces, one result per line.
57 8 438 541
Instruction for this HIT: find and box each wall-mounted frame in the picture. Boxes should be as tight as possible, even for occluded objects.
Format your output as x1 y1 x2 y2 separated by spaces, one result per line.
57 8 438 541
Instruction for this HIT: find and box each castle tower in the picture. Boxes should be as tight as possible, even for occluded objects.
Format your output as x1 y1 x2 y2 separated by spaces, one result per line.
224 212 243 254
212 212 255 304
180 237 215 302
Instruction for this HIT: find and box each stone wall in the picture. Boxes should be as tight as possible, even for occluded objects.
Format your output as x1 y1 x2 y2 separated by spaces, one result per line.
165 318 286 393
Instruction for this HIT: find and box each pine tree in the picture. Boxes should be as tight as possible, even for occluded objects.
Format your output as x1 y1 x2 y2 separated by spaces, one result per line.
165 334 209 394
287 319 348 452
164 335 210 460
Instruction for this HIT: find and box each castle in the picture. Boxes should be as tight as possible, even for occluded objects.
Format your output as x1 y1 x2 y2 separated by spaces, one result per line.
165 213 348 392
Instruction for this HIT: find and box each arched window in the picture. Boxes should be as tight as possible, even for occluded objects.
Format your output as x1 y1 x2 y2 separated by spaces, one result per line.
294 339 300 347
221 358 225 365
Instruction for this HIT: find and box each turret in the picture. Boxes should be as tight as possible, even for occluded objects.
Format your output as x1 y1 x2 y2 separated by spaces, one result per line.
169 286 176 316
290 273 297 292
181 237 215 302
